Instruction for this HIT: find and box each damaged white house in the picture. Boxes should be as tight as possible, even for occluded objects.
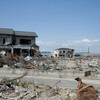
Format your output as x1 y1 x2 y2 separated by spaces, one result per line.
0 28 39 56
54 48 74 58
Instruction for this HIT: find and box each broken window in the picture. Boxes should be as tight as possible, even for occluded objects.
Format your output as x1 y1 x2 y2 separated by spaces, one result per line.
20 39 31 45
12 35 16 45
14 49 20 55
0 38 6 44
59 51 62 54
0 38 2 44
3 39 5 44
22 49 29 57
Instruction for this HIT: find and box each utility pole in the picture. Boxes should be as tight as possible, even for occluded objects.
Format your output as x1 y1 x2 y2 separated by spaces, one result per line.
88 47 90 53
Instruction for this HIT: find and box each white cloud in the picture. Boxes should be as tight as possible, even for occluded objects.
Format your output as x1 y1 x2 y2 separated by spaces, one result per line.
36 39 100 53
36 41 43 45
37 41 56 46
81 39 91 42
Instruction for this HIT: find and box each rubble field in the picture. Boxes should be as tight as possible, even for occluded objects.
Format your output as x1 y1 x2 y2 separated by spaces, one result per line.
0 53 100 99
0 79 77 100
0 77 100 100
0 53 100 80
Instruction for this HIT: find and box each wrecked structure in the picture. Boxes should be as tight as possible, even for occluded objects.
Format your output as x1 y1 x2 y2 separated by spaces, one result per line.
0 28 39 56
54 48 74 58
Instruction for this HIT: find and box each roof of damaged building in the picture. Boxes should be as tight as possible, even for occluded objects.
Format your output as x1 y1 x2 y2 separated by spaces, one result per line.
14 31 38 37
0 28 38 37
55 48 74 50
0 28 13 35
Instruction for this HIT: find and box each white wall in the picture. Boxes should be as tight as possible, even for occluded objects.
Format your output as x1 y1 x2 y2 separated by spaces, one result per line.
54 50 59 57
54 49 74 57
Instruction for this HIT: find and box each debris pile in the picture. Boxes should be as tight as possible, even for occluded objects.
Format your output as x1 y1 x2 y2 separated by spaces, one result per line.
0 77 99 100
0 78 77 100
0 52 100 79
0 52 100 72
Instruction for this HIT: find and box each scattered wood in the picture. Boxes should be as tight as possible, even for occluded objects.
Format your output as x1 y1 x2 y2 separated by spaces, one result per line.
9 70 28 81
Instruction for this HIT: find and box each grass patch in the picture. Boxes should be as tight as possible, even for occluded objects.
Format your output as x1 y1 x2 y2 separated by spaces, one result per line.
11 81 19 86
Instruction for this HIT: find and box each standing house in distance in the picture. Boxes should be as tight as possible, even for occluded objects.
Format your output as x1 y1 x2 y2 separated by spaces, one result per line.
0 28 39 56
54 48 74 58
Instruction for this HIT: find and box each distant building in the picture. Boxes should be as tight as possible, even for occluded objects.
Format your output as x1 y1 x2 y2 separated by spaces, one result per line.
0 28 39 56
54 48 74 58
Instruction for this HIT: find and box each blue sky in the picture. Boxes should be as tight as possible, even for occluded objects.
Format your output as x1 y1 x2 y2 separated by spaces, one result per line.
0 0 100 53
